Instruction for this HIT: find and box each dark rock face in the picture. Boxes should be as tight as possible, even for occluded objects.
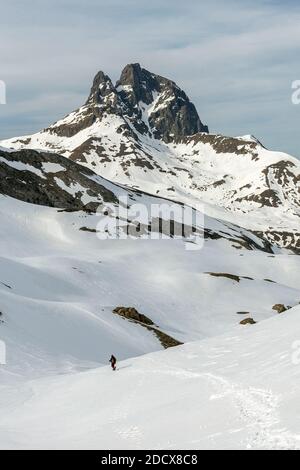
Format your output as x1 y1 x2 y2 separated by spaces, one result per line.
117 64 158 108
86 71 116 105
48 110 96 139
116 63 209 142
272 304 288 314
46 63 208 143
0 148 117 211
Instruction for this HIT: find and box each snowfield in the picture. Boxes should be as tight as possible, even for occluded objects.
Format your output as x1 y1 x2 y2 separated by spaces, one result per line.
1 309 300 450
0 195 300 449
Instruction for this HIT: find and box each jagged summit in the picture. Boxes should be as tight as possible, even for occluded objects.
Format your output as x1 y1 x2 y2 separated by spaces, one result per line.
1 64 299 251
40 63 208 143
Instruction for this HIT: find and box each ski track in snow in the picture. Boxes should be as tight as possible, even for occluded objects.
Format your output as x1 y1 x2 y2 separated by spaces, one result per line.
149 364 300 450
109 370 144 448
206 373 300 450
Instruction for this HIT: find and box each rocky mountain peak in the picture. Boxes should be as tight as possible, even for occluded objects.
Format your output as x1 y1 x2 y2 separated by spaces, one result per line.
37 63 208 142
86 71 116 105
116 63 159 107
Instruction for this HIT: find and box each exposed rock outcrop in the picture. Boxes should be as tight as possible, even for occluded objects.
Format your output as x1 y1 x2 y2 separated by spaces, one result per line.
240 318 257 325
272 304 289 314
113 306 182 349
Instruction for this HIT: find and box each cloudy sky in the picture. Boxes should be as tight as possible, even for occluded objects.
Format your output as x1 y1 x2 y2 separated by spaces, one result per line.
0 0 299 157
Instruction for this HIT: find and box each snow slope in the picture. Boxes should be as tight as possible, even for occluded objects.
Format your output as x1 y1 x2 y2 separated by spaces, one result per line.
0 194 299 379
1 308 300 450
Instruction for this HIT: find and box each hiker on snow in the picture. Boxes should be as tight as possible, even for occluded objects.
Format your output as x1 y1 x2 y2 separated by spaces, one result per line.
109 355 117 371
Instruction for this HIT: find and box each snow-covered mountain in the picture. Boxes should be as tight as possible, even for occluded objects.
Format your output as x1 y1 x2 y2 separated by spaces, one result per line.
0 64 300 450
1 63 299 251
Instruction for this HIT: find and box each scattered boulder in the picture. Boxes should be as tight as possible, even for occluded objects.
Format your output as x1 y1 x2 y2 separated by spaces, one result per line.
272 304 288 314
240 318 257 325
116 63 209 142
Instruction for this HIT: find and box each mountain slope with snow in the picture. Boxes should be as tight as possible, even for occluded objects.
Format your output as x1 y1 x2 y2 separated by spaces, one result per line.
1 307 300 450
1 63 299 250
0 192 299 379
0 146 275 252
